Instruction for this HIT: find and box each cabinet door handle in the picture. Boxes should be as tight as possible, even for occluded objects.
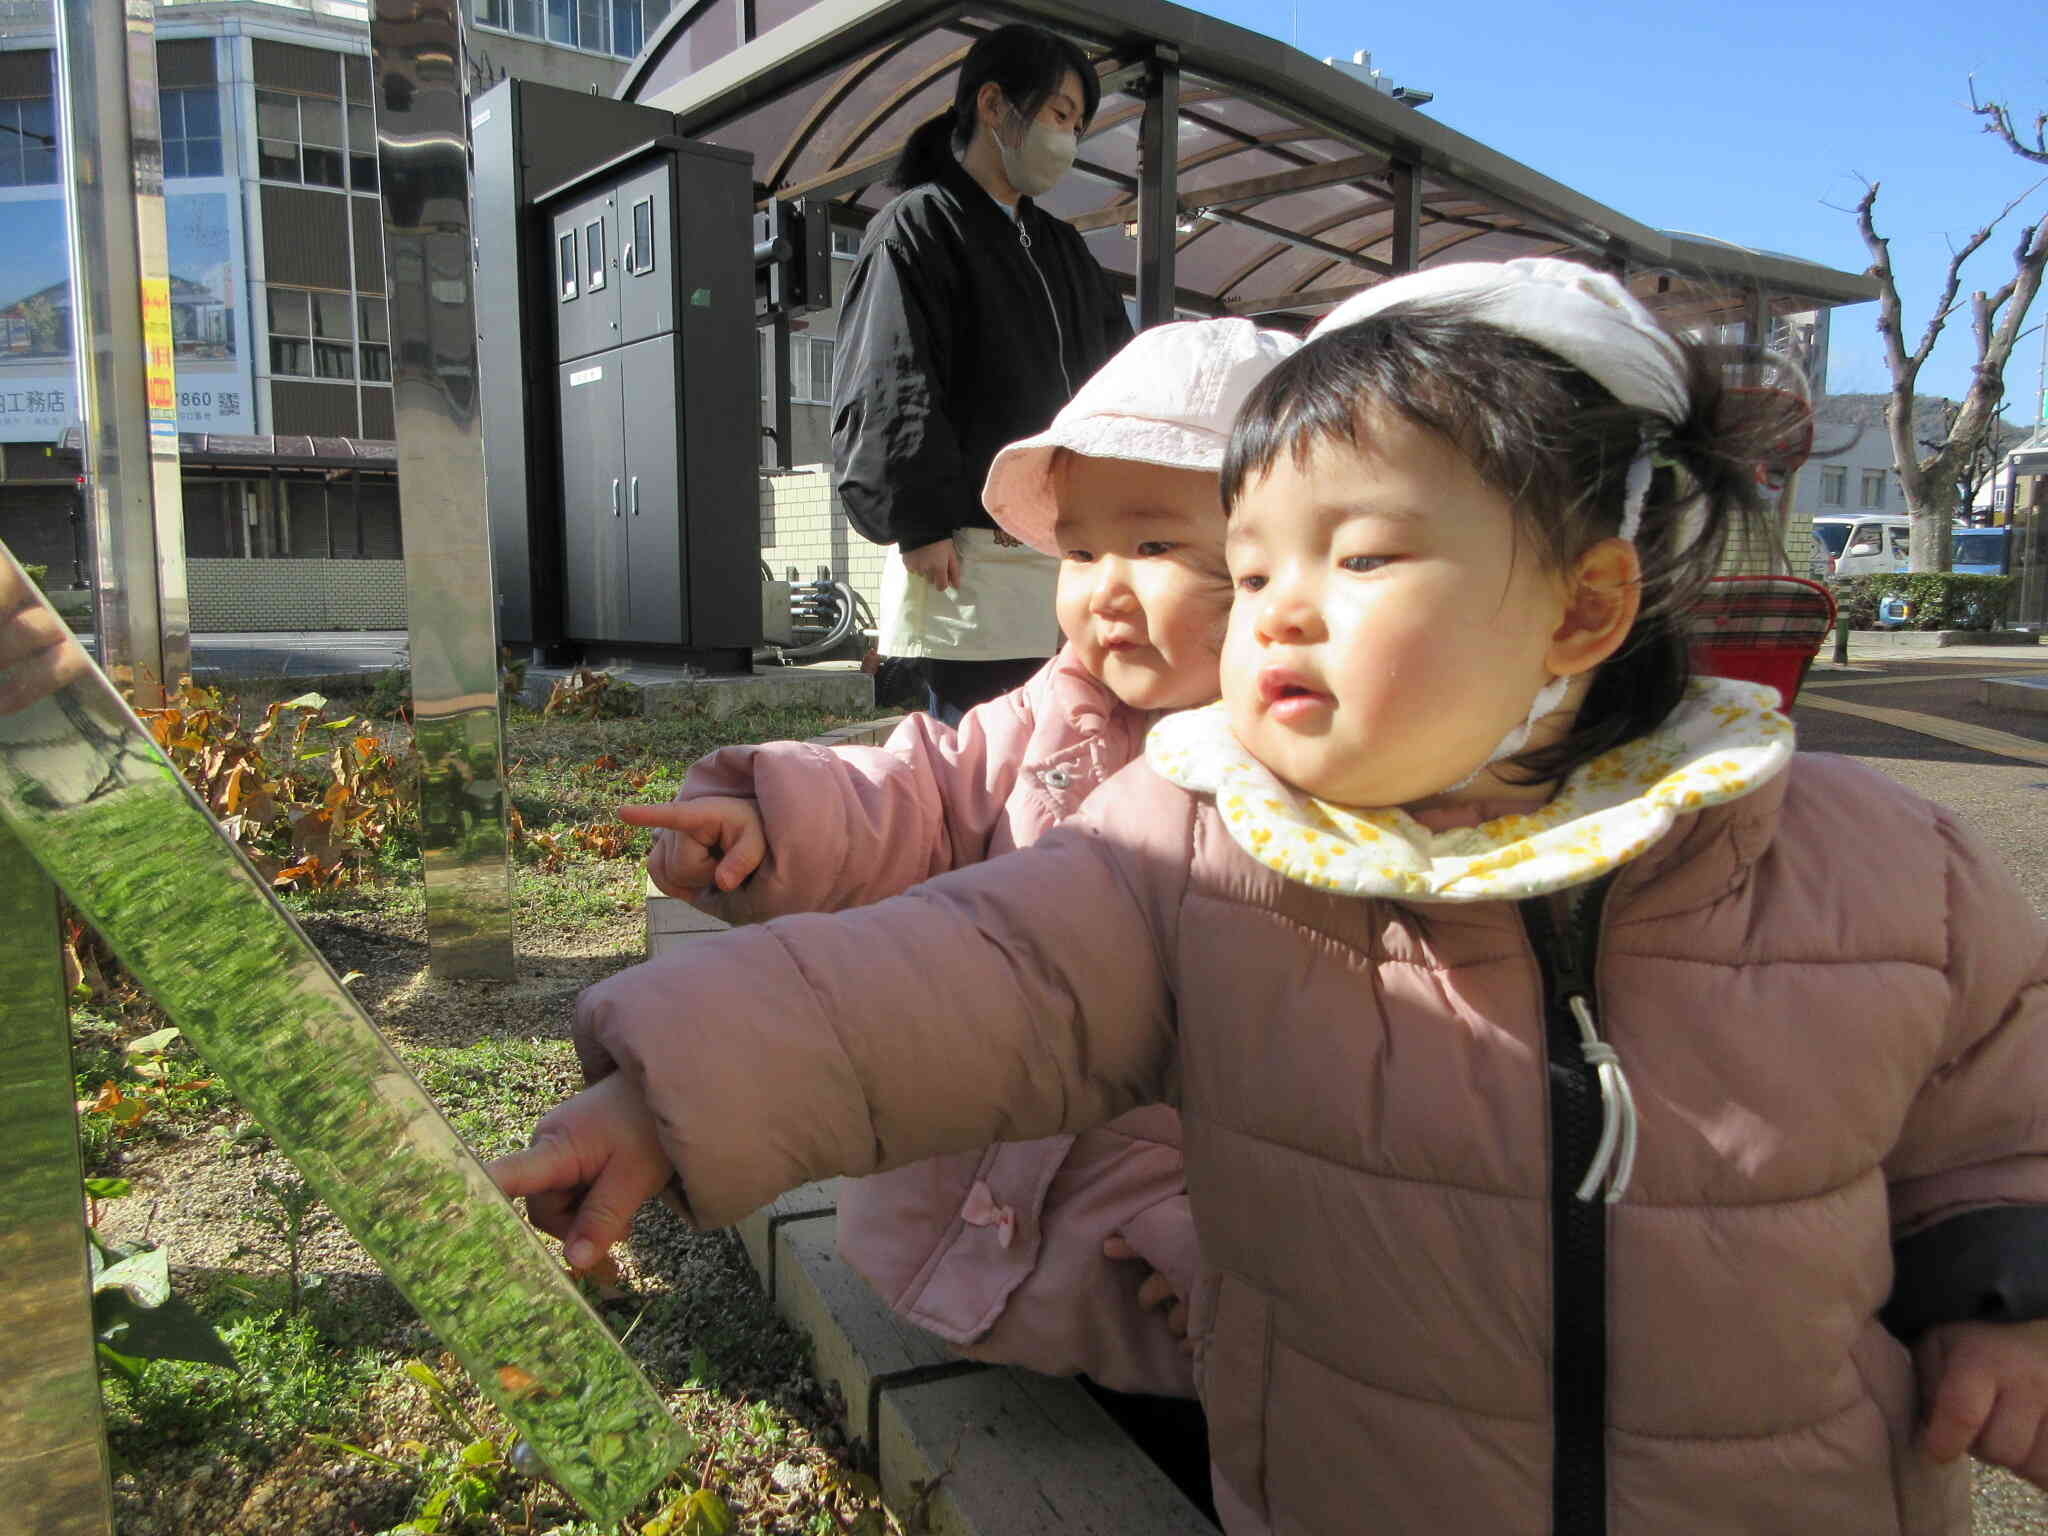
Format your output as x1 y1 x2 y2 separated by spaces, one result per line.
630 476 640 516
611 478 621 518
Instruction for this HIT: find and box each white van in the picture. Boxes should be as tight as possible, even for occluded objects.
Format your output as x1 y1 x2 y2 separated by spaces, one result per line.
1812 515 1911 578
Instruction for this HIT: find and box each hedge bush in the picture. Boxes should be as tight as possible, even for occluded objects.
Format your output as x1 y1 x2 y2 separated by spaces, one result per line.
24 562 48 590
1831 572 2015 632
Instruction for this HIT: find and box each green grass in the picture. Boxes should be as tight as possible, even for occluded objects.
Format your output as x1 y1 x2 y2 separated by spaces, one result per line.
102 1301 385 1465
408 1038 580 1161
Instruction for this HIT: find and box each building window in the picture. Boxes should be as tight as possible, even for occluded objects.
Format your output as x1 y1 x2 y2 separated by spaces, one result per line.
161 87 223 178
257 89 357 190
789 335 834 405
831 226 861 259
269 286 355 378
358 297 390 382
1820 465 1846 507
475 0 671 59
1860 469 1887 509
348 104 377 193
0 96 58 185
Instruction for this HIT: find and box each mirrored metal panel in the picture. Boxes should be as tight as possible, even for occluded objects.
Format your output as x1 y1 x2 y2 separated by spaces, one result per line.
371 0 515 976
0 544 690 1523
0 821 114 1536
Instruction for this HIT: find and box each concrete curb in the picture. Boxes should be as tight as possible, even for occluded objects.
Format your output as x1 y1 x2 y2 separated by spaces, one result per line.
1983 675 2048 717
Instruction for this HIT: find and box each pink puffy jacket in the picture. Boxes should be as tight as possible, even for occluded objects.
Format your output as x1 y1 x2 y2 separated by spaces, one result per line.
676 645 1198 1397
581 750 2048 1535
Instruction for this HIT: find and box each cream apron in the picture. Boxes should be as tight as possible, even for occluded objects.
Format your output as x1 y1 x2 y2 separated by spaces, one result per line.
878 527 1062 661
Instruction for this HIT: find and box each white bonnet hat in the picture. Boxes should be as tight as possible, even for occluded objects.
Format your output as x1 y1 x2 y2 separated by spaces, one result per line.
983 318 1300 557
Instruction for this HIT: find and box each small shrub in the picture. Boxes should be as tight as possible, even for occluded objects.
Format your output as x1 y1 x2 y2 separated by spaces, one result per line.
24 561 48 589
1830 573 2015 631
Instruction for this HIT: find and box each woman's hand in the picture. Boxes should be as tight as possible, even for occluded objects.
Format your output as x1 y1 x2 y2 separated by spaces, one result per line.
901 537 961 592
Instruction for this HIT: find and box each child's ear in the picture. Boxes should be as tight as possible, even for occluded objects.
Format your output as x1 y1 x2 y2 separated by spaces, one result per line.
1546 538 1641 678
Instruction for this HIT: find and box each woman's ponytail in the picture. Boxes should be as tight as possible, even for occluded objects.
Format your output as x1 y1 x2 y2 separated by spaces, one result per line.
890 106 966 190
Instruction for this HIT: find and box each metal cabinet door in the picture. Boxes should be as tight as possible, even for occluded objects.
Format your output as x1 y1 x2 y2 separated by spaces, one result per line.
620 337 684 643
617 163 673 347
558 355 627 640
551 190 620 364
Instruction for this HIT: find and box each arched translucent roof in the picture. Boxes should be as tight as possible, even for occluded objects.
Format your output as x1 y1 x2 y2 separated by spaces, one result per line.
619 0 1876 326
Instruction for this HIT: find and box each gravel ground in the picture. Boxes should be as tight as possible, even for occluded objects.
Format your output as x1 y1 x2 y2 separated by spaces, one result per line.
1795 661 2048 1531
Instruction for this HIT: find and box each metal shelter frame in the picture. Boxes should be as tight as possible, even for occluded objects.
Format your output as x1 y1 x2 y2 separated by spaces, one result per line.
615 0 1877 333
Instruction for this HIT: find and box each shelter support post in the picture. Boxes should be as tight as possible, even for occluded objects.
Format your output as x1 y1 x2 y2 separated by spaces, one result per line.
372 0 515 976
1135 45 1180 327
1389 159 1421 275
56 0 190 707
0 818 113 1536
768 312 794 472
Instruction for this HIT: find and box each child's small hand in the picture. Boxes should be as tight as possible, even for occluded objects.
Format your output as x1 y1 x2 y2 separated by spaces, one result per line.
1916 1317 2048 1486
487 1073 672 1272
621 796 766 901
1104 1233 1193 1356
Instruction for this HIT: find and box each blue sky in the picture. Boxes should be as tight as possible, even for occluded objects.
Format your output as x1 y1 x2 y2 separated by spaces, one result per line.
1188 0 2048 418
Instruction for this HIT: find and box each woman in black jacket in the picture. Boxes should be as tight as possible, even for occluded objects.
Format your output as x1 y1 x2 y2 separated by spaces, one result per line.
831 23 1133 723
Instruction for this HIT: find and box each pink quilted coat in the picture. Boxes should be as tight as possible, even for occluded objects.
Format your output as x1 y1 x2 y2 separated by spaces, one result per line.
677 643 1198 1397
580 749 2048 1535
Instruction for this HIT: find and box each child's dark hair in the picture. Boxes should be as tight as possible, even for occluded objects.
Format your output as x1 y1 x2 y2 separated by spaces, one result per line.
892 24 1100 190
1222 303 1786 785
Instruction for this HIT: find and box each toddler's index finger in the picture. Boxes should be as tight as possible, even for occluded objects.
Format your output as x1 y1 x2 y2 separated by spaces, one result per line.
618 800 699 831
487 1137 581 1201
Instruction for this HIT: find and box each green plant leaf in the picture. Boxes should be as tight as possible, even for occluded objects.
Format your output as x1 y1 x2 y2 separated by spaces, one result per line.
309 1433 408 1470
94 1287 238 1370
124 1026 182 1055
404 1359 448 1395
281 693 329 710
84 1176 132 1200
677 1489 733 1536
95 1339 146 1386
93 1245 171 1308
460 1438 499 1467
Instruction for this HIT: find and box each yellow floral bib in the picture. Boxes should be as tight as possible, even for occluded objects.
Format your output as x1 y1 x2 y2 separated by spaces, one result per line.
1147 676 1794 902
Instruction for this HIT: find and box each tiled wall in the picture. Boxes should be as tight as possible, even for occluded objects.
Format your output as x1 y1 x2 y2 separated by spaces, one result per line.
758 469 885 618
188 558 407 631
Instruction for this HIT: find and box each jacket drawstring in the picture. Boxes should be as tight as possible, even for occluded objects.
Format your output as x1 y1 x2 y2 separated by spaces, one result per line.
1569 994 1638 1204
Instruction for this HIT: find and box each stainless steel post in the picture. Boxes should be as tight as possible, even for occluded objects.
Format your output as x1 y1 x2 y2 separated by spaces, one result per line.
55 0 190 707
0 817 113 1536
370 0 515 976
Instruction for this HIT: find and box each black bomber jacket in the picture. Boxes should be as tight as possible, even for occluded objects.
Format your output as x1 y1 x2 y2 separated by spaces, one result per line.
829 153 1133 551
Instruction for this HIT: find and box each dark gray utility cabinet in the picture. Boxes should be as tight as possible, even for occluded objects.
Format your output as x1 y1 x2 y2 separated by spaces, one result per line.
536 134 758 661
473 77 757 668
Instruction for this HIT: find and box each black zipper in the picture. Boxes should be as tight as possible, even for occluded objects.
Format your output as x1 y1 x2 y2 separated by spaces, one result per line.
1520 876 1616 1536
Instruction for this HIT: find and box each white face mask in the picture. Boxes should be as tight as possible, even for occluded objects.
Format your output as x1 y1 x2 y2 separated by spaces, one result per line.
993 102 1077 198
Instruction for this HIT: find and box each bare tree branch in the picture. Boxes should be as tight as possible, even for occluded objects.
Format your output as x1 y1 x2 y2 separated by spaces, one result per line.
1973 79 2048 164
1859 89 2048 570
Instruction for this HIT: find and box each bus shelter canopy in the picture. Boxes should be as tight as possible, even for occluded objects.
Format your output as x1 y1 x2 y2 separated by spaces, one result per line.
619 0 1876 333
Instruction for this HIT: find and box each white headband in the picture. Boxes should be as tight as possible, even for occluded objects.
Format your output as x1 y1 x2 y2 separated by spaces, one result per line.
1310 258 1690 544
1309 259 1692 786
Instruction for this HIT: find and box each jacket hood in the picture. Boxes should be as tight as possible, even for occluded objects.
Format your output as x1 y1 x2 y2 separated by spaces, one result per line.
1147 675 1794 901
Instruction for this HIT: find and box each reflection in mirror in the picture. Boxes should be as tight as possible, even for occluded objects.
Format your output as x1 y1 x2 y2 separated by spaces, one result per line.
0 818 114 1536
0 544 690 1522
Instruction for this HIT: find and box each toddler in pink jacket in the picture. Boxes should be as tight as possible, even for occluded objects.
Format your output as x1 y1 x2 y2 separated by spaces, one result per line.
499 263 2048 1534
619 317 1297 1399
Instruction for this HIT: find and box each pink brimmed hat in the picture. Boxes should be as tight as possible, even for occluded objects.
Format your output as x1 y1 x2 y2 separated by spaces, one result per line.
982 318 1299 557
